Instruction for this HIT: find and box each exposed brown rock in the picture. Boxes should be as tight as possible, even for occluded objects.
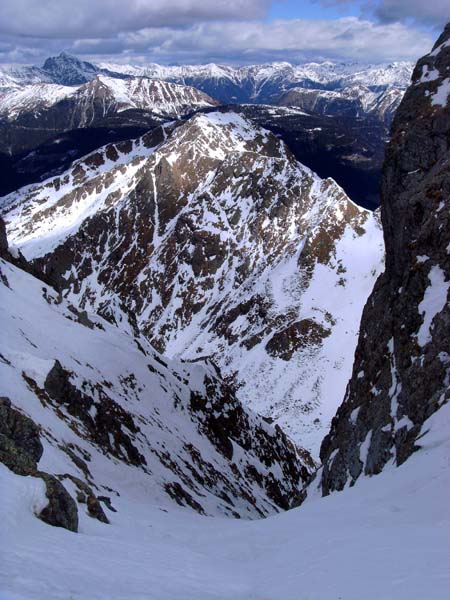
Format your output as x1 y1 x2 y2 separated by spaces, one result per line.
37 473 79 532
0 396 43 466
0 218 8 257
44 360 146 467
266 319 331 361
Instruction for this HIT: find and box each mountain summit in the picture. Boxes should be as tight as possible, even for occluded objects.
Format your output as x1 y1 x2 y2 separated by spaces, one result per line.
42 52 102 85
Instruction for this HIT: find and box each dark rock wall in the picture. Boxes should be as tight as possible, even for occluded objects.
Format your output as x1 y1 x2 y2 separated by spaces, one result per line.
318 24 450 495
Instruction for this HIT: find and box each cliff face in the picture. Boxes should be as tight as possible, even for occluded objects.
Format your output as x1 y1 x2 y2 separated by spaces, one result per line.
318 24 450 495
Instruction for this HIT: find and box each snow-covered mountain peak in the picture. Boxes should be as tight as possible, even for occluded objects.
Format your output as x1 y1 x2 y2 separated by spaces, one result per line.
84 74 219 114
41 52 101 85
0 111 284 254
1 109 384 455
162 111 279 164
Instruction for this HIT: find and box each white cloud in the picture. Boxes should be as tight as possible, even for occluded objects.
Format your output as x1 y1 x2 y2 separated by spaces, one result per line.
317 0 450 28
0 1 437 65
74 17 433 64
0 0 269 38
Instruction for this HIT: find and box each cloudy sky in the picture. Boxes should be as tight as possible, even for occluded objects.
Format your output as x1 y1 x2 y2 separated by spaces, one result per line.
0 0 449 65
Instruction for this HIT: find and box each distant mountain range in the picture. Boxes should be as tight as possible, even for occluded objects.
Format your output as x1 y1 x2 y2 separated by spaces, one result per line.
0 74 218 154
1 52 412 108
98 59 412 106
0 52 414 206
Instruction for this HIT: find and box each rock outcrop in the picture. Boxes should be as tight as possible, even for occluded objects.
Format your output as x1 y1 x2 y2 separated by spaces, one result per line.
0 217 8 257
0 397 78 532
317 24 450 495
0 396 43 473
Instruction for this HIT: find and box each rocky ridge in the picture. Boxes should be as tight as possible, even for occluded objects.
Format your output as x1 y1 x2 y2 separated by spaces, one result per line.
235 103 389 210
41 52 105 86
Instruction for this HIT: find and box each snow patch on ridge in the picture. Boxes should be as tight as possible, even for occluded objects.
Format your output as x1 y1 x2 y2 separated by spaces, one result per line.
417 265 449 347
431 77 450 107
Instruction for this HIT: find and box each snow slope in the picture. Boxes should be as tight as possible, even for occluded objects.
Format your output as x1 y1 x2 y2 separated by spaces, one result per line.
0 83 76 119
1 395 448 599
0 254 313 520
91 75 218 115
0 65 55 91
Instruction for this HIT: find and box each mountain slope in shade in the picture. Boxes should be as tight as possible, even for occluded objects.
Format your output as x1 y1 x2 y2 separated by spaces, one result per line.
0 75 218 154
0 240 314 522
314 23 450 496
235 103 388 210
1 111 384 455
